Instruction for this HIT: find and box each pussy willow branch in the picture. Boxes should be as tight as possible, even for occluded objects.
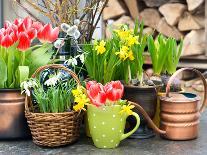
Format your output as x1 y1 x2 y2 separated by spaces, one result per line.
13 0 108 42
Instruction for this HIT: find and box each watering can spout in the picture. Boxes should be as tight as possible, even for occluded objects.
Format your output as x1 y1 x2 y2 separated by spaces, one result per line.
129 101 166 135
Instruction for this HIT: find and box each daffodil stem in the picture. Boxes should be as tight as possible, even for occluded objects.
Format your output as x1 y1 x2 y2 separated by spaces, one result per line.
128 63 131 84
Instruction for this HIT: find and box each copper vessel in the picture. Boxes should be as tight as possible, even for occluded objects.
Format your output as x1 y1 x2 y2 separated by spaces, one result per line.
0 89 31 139
130 68 207 140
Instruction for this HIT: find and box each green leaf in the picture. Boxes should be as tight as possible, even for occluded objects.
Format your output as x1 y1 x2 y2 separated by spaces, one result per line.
18 66 29 85
0 56 7 88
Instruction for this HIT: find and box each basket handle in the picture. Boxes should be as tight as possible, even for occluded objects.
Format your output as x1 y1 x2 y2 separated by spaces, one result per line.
25 64 81 112
166 68 207 113
31 64 81 85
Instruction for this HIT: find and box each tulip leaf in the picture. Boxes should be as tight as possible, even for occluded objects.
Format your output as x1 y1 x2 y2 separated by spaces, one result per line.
18 66 29 85
0 56 7 88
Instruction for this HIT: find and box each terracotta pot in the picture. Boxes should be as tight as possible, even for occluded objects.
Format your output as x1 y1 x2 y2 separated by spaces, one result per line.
123 85 158 139
0 89 31 139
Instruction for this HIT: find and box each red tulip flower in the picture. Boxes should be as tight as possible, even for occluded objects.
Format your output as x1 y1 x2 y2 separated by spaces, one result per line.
86 81 97 90
104 81 124 102
37 24 59 43
86 82 107 107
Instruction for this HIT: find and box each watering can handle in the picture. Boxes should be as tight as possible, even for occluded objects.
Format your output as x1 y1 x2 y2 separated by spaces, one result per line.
166 68 207 113
128 101 166 135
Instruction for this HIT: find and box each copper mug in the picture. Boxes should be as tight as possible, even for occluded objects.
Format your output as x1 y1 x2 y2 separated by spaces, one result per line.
130 68 207 140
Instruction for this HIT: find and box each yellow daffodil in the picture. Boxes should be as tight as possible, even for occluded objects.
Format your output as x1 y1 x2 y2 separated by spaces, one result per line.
115 29 131 39
72 86 90 111
95 40 106 55
115 46 129 61
120 104 135 115
128 50 135 61
127 35 139 47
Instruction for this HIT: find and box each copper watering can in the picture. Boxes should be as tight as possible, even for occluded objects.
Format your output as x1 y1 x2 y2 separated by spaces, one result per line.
130 68 207 140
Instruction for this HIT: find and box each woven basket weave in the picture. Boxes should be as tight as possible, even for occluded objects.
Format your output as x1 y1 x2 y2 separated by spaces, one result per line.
25 64 83 147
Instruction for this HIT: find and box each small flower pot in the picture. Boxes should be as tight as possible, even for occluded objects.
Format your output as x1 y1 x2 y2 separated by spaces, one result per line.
123 85 158 139
87 104 140 149
0 89 31 139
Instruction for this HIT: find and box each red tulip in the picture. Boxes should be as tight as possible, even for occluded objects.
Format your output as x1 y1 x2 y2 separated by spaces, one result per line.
18 22 26 33
104 81 124 102
1 34 13 48
17 32 31 51
32 22 43 32
86 81 97 90
4 21 11 29
22 17 33 30
86 82 107 107
0 33 4 44
13 18 21 26
27 28 37 40
37 24 59 43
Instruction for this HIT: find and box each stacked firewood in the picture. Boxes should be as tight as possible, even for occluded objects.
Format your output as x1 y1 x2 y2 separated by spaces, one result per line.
103 0 205 56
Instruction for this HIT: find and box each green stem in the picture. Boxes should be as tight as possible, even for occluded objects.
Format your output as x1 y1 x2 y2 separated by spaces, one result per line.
128 62 131 83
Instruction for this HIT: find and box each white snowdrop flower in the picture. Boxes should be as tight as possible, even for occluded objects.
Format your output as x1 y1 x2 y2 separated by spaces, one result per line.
61 23 71 33
54 39 64 49
74 19 80 26
73 30 81 40
66 58 78 66
67 25 78 36
79 54 85 64
20 80 38 96
44 76 59 87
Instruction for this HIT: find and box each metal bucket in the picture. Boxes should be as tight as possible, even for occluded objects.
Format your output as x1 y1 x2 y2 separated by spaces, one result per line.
129 68 207 140
0 89 31 139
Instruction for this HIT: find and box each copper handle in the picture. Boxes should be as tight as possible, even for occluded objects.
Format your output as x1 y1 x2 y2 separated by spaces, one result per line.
129 101 166 135
25 64 82 113
166 68 207 113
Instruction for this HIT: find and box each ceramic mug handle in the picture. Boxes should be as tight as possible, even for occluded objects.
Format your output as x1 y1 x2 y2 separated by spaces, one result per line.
120 112 140 141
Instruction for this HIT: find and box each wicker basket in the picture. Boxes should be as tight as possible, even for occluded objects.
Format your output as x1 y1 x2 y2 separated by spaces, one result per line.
25 64 83 147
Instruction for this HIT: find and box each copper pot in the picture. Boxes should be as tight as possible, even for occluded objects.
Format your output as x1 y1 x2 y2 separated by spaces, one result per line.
129 68 207 141
0 89 31 139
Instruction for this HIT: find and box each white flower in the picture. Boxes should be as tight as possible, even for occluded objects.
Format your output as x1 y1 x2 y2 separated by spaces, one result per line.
67 25 81 39
54 39 64 49
20 80 38 96
67 25 78 35
66 58 78 66
73 30 81 40
61 23 71 33
44 77 59 86
79 54 85 64
74 19 80 26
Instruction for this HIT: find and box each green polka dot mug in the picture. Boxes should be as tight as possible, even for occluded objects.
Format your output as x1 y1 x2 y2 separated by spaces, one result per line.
87 104 140 149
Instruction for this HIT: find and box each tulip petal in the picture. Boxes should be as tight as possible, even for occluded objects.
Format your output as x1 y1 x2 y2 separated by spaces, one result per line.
18 22 26 33
27 28 37 40
22 17 33 30
17 32 31 51
32 22 43 32
1 34 14 48
86 81 97 90
49 27 59 42
4 21 11 29
13 18 21 26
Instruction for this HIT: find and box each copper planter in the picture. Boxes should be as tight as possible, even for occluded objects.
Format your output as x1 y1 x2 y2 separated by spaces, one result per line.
0 89 31 139
129 68 207 141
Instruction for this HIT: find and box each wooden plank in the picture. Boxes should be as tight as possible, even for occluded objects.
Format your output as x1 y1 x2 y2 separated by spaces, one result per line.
124 0 139 20
205 0 207 56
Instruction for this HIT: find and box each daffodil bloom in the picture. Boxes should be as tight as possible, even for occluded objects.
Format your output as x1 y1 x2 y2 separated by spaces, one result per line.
73 102 86 111
95 40 106 55
120 104 135 115
127 35 139 47
116 29 131 39
128 50 135 61
72 86 90 111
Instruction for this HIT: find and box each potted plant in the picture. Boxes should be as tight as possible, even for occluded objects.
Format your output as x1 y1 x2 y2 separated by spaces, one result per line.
0 17 59 139
72 80 140 149
147 34 183 126
108 21 161 139
22 64 83 147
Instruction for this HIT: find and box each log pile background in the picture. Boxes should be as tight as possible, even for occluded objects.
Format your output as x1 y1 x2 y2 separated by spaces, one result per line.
103 0 205 56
